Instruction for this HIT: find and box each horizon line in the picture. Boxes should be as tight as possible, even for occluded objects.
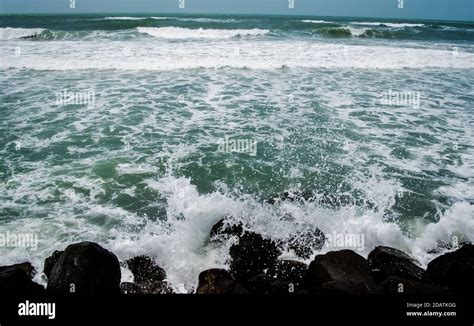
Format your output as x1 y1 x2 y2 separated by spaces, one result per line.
0 12 473 23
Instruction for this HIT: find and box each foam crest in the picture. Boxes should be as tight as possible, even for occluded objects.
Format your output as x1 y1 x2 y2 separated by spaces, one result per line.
0 27 46 40
302 20 334 24
107 175 473 291
1 41 472 70
103 17 146 20
136 27 270 39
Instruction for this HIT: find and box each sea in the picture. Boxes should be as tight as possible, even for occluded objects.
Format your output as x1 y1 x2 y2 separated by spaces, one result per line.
0 14 473 291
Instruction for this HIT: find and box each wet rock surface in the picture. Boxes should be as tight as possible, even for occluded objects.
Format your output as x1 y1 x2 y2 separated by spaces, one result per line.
266 260 308 290
229 231 281 282
3 236 472 296
46 241 121 295
196 269 248 294
305 249 378 294
125 256 167 284
210 218 244 242
423 244 474 295
0 263 44 296
368 246 424 282
44 250 64 280
124 255 172 294
286 228 326 259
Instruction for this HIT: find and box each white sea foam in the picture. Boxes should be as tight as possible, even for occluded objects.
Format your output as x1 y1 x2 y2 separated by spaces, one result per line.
116 163 156 175
178 18 240 23
102 17 234 22
412 202 474 264
103 17 147 20
136 27 269 39
5 156 468 291
0 27 46 40
104 16 177 20
0 26 472 292
302 20 334 24
106 175 473 290
1 40 472 70
383 23 425 28
348 26 369 36
151 17 174 20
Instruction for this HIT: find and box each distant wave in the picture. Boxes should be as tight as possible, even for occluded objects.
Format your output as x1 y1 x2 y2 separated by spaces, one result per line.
351 22 425 28
0 27 46 40
136 27 269 39
313 23 473 39
103 16 177 21
102 16 237 23
316 26 372 38
178 18 240 23
346 27 369 37
103 17 146 21
302 20 334 24
150 17 174 20
3 29 136 41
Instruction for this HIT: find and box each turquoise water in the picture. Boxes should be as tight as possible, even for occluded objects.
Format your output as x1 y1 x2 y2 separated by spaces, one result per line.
0 14 473 290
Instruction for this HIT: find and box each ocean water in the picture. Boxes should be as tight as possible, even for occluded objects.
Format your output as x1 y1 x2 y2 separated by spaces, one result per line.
0 14 473 291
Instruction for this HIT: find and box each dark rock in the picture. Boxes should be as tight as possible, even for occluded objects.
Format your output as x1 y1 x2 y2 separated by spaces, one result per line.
267 260 308 289
120 282 144 295
423 244 474 295
46 241 121 295
368 246 424 283
244 274 303 294
125 256 166 284
196 269 247 294
229 283 249 294
141 280 174 294
245 274 275 294
20 33 40 40
318 281 374 294
379 276 448 295
229 232 281 282
122 256 171 294
427 239 471 255
287 228 326 259
244 274 289 294
44 250 64 279
121 280 173 295
210 218 244 242
12 262 36 279
305 250 377 294
0 263 44 295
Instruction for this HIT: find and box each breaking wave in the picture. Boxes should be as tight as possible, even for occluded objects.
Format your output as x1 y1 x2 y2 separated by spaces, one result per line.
136 27 270 39
0 27 46 40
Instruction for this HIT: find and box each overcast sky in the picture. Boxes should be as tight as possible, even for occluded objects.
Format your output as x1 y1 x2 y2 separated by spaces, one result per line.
1 0 473 21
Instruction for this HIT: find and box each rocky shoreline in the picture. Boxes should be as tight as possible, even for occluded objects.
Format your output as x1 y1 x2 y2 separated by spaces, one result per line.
1 219 473 296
